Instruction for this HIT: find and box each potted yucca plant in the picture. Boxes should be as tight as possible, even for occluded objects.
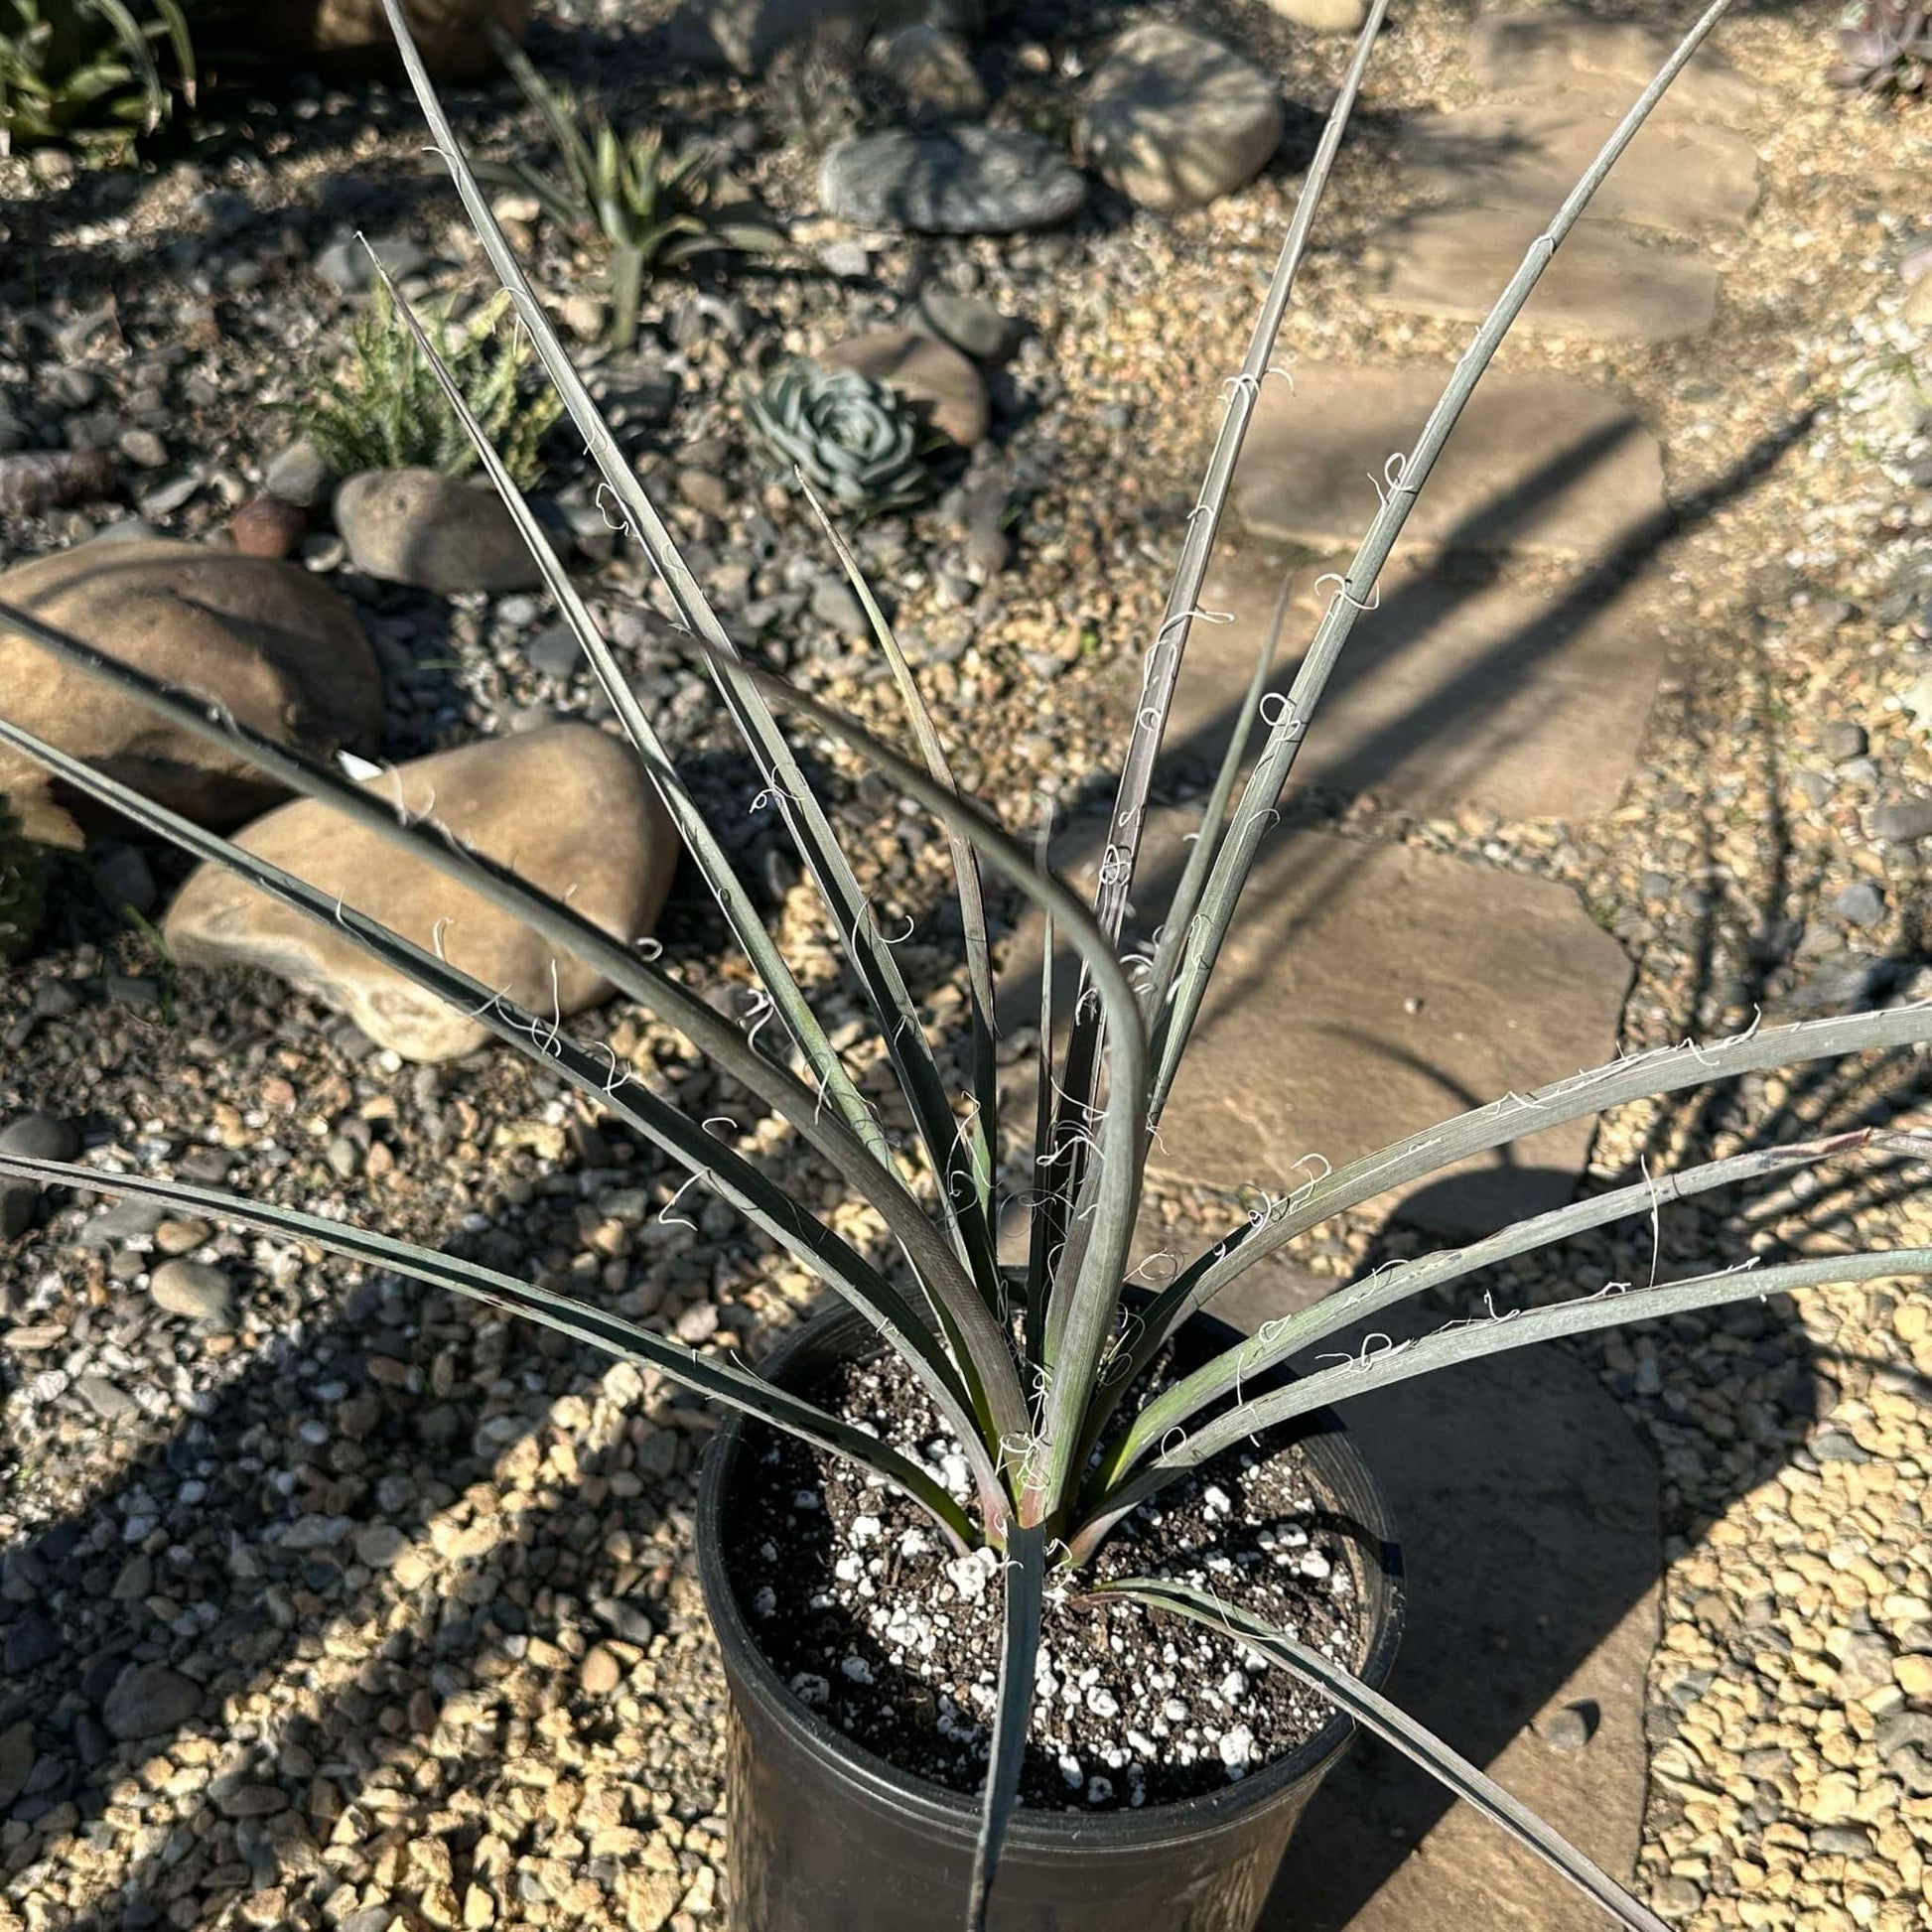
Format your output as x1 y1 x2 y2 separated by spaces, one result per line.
1 0 1926 1927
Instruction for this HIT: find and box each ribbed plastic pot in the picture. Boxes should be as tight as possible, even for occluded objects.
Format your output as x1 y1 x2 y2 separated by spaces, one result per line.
696 1300 1404 1932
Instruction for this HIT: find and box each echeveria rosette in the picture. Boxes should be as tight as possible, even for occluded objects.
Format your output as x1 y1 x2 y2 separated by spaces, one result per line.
747 362 932 516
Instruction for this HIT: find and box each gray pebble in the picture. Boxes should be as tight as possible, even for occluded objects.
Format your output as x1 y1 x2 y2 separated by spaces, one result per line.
809 576 871 638
263 437 333 509
1533 1702 1595 1752
1833 881 1886 928
914 288 1017 362
1867 798 1932 843
1821 721 1868 761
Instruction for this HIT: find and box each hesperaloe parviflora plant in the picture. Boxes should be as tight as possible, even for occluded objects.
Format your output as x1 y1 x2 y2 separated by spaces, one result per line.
0 1 1925 1926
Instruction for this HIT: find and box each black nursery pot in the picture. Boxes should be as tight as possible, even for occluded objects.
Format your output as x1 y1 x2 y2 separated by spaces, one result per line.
696 1301 1403 1932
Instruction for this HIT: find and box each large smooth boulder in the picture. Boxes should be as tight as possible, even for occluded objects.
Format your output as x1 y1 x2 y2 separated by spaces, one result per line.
0 539 383 848
164 726 678 1062
1078 23 1285 213
251 0 529 78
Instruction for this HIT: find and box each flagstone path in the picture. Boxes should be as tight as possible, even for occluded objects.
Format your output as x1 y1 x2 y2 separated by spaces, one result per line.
1051 9 1771 1924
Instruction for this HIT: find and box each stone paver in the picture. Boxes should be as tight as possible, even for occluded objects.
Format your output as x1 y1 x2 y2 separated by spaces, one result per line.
1230 362 1667 563
1375 207 1721 343
1244 1278 1660 1932
1393 102 1759 236
1006 816 1632 1232
1143 547 1677 821
1469 8 1758 128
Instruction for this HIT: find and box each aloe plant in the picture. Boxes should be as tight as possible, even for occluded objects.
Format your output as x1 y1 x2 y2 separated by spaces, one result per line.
477 29 782 346
0 0 195 158
0 0 1923 1925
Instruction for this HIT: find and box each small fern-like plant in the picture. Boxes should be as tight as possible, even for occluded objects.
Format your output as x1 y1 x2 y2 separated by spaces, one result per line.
2 3 1928 1930
477 30 782 346
0 0 195 158
295 281 562 487
0 792 47 962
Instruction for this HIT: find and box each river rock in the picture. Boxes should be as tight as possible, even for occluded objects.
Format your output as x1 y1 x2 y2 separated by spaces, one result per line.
334 469 542 596
163 725 679 1062
1079 23 1285 213
0 538 383 848
819 127 1086 233
149 1259 237 1328
819 329 989 445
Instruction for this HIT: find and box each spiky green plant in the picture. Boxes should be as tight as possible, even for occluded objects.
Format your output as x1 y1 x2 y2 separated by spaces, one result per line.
0 2 1924 1928
0 792 46 961
0 0 194 158
295 281 562 488
476 31 782 346
747 360 933 515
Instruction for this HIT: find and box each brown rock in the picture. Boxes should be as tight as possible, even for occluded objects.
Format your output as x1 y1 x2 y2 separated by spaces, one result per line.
163 725 678 1062
333 469 542 596
231 496 308 560
251 0 529 79
819 330 989 447
0 538 383 848
580 1645 622 1696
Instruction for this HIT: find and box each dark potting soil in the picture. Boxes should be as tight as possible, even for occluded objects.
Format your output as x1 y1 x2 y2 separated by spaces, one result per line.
721 1346 1373 1812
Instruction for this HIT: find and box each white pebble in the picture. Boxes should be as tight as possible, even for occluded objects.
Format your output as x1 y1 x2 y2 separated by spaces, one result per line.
1219 1670 1249 1703
1219 1725 1255 1773
1085 1685 1120 1719
840 1655 874 1684
1058 1752 1084 1789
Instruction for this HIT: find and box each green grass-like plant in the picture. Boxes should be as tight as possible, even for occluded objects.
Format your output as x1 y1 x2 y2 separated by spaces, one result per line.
0 0 195 158
477 31 782 346
296 281 562 488
0 791 46 961
1 3 1927 1929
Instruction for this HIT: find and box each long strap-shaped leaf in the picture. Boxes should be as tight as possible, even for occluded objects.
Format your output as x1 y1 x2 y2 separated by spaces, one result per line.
1098 1580 1670 1932
0 597 1021 1463
1143 560 1298 1026
0 705 1018 1518
380 0 989 1304
1148 0 1734 1119
365 249 897 1189
0 1153 975 1551
966 1523 1045 1931
1073 1244 1932 1554
667 637 1150 1525
1140 1002 1932 1364
1104 1128 1920 1483
1040 0 1392 1281
796 478 1005 1315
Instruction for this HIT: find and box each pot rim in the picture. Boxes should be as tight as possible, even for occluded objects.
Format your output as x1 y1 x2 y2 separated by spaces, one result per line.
695 1299 1405 1854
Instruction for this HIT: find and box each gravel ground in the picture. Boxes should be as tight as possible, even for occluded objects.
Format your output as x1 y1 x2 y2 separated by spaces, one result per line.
1 0 1930 1927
